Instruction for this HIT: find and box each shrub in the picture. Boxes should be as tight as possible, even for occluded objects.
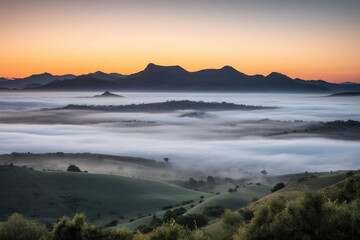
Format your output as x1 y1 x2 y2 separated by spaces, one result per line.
176 214 208 230
221 209 243 238
271 182 285 192
51 213 86 240
67 164 81 172
149 220 189 240
0 213 48 240
191 230 209 240
203 206 225 218
109 228 133 240
163 208 186 222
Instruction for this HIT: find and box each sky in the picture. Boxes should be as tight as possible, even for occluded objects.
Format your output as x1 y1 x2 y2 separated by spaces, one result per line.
0 0 359 82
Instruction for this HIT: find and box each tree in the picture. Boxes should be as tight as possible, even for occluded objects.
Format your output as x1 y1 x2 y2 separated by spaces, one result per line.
52 214 86 240
67 164 81 172
203 205 225 217
271 182 285 193
261 170 268 175
221 209 244 239
164 158 169 163
149 220 189 240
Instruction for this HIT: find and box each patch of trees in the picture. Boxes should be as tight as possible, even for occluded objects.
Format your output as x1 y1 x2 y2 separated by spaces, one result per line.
184 176 216 192
271 182 285 192
203 205 225 218
231 175 360 240
137 207 208 234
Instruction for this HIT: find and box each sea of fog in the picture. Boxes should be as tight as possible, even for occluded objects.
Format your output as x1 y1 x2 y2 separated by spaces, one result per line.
0 91 359 176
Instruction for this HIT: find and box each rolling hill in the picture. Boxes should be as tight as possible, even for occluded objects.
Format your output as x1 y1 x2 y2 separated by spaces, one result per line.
0 165 209 226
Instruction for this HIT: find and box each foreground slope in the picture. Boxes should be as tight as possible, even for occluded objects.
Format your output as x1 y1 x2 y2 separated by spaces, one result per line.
0 165 208 225
202 171 352 239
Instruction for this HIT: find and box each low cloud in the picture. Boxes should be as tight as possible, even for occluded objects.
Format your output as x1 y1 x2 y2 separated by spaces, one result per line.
0 92 359 177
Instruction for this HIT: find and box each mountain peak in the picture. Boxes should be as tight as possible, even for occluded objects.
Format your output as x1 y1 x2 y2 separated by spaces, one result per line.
144 63 187 73
30 72 53 78
93 91 124 98
221 65 236 71
267 72 292 81
220 65 241 73
94 71 106 74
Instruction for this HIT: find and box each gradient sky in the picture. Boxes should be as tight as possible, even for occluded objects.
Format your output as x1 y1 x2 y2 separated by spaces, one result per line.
0 0 359 82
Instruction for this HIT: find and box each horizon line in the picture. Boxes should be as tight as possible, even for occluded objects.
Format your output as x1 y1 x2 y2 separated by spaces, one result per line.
2 63 358 84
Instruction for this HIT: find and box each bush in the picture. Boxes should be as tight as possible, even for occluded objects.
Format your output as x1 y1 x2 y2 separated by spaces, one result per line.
52 213 86 240
163 208 186 222
0 213 48 240
191 230 209 240
203 206 225 218
221 209 243 238
271 182 285 193
67 164 81 172
176 214 208 230
108 228 133 240
149 220 189 240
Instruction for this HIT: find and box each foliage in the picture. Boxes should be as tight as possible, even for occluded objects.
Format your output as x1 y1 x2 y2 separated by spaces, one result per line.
0 213 48 240
234 191 360 240
325 175 360 202
149 220 189 240
163 208 187 222
67 164 81 172
51 213 87 240
203 205 225 218
220 209 244 239
271 182 285 192
177 214 208 230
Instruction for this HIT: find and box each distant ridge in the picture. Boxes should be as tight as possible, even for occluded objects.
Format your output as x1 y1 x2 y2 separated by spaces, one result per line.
50 100 275 112
1 64 359 92
328 92 360 97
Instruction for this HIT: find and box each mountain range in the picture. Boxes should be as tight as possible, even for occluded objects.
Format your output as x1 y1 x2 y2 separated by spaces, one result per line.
1 64 359 92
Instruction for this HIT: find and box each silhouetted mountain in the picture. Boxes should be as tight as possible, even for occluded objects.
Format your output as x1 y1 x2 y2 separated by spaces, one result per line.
294 79 360 92
120 64 331 92
83 71 125 81
0 73 76 89
41 76 121 90
328 92 360 97
93 91 124 98
12 64 360 92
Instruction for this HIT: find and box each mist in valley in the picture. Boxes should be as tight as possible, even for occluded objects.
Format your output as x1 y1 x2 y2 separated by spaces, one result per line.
0 91 359 178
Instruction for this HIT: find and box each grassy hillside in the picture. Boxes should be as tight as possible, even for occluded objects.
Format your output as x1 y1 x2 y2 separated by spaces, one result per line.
187 183 271 215
202 171 351 239
247 171 348 211
0 165 210 226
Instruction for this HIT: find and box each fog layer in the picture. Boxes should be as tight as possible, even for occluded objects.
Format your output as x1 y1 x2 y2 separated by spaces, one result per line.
0 92 359 176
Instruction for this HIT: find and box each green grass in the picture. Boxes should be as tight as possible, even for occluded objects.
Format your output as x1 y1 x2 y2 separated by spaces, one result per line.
0 165 209 226
187 184 272 215
202 171 351 238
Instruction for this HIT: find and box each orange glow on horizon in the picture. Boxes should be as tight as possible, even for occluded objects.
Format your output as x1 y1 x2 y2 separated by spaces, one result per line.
1 1 359 83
